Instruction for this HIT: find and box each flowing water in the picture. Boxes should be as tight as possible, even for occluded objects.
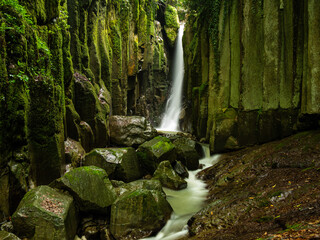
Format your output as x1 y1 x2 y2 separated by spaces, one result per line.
158 23 185 132
144 147 220 240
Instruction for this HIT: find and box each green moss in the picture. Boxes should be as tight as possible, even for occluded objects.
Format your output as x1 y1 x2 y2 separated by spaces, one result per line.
165 5 179 29
110 20 122 64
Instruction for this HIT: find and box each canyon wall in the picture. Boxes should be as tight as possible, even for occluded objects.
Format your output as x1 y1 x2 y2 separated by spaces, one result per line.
0 0 179 221
183 0 320 152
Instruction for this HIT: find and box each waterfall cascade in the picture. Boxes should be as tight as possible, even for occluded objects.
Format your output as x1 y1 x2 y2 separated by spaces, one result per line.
158 23 185 132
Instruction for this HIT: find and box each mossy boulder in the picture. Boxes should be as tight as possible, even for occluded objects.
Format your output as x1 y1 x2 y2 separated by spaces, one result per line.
137 136 176 174
173 137 201 170
153 160 187 190
50 166 117 213
110 189 172 239
113 179 163 197
109 116 157 147
12 186 77 240
83 147 143 182
64 138 86 168
164 5 180 47
0 231 21 240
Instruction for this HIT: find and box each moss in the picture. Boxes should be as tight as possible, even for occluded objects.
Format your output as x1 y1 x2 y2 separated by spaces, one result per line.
164 5 179 29
110 20 122 64
138 8 147 44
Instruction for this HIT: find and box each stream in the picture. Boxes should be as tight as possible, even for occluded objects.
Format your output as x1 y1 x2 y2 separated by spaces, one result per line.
144 148 220 240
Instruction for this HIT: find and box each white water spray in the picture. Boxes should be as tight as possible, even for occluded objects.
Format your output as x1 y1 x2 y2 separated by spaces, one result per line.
158 24 185 132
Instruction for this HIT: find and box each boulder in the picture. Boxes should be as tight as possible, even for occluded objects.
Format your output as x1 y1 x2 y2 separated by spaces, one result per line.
50 166 117 213
12 186 77 240
173 137 201 170
153 161 187 190
137 136 176 174
109 116 157 147
84 148 143 182
0 231 21 240
174 161 189 178
64 138 86 168
110 189 172 239
114 179 163 197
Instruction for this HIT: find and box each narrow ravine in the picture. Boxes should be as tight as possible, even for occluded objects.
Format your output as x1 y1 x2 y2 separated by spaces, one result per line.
158 23 185 132
144 147 220 240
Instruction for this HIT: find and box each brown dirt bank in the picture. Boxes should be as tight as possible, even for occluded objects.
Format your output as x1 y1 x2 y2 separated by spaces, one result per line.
182 130 320 240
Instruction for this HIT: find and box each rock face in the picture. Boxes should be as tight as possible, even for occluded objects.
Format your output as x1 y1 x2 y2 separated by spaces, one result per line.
183 0 320 152
84 147 143 182
12 186 77 240
109 116 157 147
50 166 117 213
110 189 173 239
0 0 178 220
153 160 187 190
173 137 201 170
137 136 176 174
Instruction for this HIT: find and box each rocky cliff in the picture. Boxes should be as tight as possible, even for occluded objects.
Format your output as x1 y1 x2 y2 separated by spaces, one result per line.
183 0 320 152
0 0 179 222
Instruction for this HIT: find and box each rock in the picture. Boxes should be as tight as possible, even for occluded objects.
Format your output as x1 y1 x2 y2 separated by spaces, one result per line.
79 121 95 152
0 231 21 240
64 138 86 168
50 166 117 213
137 136 176 174
174 161 189 178
153 161 187 190
84 148 143 182
12 186 77 240
173 137 201 170
28 78 65 185
110 189 172 239
164 5 180 48
109 116 157 147
74 72 110 149
1 221 13 232
114 179 163 197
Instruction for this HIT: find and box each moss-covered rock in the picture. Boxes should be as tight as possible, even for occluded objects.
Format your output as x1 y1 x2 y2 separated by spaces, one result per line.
28 78 65 186
50 166 117 213
153 160 187 190
83 147 143 182
110 189 172 239
0 231 21 240
137 136 176 174
173 137 201 170
164 4 179 47
113 179 163 197
12 185 77 240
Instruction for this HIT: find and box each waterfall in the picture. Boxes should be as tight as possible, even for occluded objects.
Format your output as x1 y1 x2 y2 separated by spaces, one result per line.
158 23 185 132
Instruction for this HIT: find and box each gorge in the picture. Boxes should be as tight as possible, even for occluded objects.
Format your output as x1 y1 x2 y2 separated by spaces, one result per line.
0 0 320 240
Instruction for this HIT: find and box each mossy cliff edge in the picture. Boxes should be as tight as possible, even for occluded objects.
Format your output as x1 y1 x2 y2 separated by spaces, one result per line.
0 0 179 221
183 0 320 152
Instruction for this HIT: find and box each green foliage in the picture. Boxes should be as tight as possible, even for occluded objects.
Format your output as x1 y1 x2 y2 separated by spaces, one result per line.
0 0 33 26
